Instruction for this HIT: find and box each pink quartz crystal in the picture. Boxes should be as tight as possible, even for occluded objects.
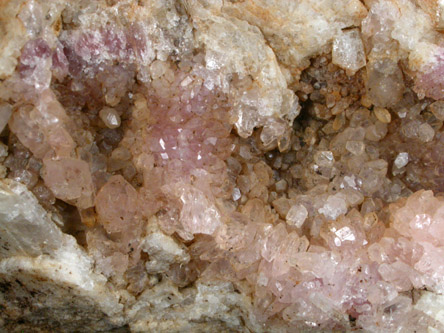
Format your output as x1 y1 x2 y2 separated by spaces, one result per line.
414 48 444 100
95 175 139 234
41 157 94 209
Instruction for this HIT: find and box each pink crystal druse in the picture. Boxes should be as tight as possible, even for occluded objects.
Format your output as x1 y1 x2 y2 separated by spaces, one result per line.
2 1 444 331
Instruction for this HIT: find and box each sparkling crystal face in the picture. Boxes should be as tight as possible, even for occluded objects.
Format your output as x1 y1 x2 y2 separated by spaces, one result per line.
2 0 444 331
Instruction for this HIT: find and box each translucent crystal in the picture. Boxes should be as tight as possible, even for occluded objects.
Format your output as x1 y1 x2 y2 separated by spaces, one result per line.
313 151 335 167
99 107 121 129
374 107 391 124
345 140 365 155
318 195 347 220
41 158 94 209
367 60 405 107
418 123 435 143
430 101 444 121
365 121 388 141
179 186 221 237
286 204 308 228
95 175 139 234
232 187 241 201
394 152 409 169
332 29 366 74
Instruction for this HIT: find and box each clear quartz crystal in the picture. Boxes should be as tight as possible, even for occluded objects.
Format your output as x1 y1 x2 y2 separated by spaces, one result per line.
99 107 121 129
345 140 365 155
286 204 308 228
418 123 435 142
430 101 444 121
232 187 241 201
314 151 335 167
332 29 366 74
394 152 409 169
319 195 348 220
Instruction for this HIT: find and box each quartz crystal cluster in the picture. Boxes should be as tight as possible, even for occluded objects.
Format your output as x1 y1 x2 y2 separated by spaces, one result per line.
2 0 444 332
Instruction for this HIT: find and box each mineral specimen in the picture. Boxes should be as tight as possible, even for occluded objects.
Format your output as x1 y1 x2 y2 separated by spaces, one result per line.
1 0 444 332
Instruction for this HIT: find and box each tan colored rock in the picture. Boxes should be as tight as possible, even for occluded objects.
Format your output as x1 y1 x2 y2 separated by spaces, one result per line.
216 0 367 72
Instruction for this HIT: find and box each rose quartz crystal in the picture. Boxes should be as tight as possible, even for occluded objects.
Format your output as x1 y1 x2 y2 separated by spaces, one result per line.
95 175 139 234
2 0 444 331
41 157 94 209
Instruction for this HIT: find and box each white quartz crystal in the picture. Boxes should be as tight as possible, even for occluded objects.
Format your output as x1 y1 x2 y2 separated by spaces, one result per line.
314 150 335 167
332 29 366 74
414 291 444 327
394 152 409 168
345 140 365 156
319 195 348 220
286 204 308 228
